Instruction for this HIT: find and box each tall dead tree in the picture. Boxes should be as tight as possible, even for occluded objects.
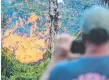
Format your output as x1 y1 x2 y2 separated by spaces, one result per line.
49 0 59 55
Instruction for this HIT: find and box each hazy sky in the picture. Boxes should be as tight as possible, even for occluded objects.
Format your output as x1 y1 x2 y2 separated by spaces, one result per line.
58 0 63 3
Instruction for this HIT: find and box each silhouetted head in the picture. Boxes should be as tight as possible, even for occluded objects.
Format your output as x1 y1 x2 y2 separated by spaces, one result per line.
53 34 76 59
81 6 109 56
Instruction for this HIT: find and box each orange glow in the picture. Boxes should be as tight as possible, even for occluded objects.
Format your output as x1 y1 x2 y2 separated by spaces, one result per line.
2 14 49 63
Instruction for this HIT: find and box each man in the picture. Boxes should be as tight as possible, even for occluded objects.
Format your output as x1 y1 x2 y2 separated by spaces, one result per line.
48 6 109 80
40 34 80 80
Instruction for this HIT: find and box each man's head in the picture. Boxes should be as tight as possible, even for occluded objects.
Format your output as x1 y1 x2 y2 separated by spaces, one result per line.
53 34 77 60
81 6 109 55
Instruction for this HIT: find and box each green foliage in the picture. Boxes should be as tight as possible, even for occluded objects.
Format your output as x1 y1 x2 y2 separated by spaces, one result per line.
1 48 51 80
1 48 15 79
74 29 81 38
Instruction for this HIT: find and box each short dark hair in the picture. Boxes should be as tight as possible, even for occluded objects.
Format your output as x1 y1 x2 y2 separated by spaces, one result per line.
82 28 109 45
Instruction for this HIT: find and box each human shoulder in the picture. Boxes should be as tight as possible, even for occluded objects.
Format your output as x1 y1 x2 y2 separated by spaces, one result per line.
48 59 82 80
53 58 83 70
51 59 82 74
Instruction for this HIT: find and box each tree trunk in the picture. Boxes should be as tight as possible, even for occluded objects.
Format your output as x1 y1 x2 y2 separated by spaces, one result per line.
49 0 59 56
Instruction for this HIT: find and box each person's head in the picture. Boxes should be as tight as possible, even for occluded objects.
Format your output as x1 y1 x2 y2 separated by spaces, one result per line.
53 34 76 60
81 6 109 56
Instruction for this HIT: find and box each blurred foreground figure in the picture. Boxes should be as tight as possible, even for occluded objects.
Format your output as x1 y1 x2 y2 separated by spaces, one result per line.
40 34 80 80
48 6 109 80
